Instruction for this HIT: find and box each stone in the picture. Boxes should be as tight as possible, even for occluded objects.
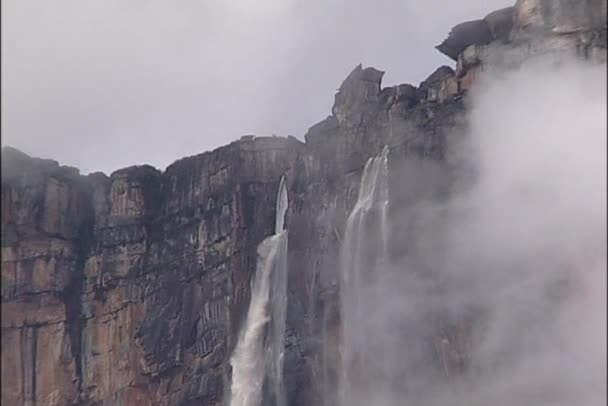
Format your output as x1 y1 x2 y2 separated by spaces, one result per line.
513 0 607 33
395 83 418 104
437 76 460 103
456 44 484 78
436 20 493 60
331 64 385 126
458 65 481 92
418 66 456 102
484 7 515 40
2 0 605 404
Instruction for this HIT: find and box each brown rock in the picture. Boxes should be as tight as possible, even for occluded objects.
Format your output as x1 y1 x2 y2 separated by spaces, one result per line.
1 6 602 403
458 67 480 92
514 0 607 33
419 66 456 102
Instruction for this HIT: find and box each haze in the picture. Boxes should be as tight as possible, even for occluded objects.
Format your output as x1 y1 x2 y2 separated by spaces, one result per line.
337 56 606 405
2 0 511 174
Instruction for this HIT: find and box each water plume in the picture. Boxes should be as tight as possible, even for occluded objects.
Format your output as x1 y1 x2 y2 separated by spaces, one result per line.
338 146 390 406
230 176 289 406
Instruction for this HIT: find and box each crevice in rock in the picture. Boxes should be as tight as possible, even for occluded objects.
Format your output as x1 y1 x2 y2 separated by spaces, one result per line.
20 325 38 405
57 180 96 404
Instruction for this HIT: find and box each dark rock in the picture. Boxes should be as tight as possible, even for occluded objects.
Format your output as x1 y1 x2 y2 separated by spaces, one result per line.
436 20 494 60
484 7 515 40
304 116 339 146
1 146 80 181
417 66 456 102
332 64 385 125
514 0 607 33
2 1 604 404
419 66 455 90
395 83 418 105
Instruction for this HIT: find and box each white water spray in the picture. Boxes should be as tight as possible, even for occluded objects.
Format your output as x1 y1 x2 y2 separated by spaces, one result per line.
339 146 390 406
230 177 289 406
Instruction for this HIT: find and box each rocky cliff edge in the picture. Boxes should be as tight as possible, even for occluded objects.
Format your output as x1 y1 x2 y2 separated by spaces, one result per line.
1 0 606 405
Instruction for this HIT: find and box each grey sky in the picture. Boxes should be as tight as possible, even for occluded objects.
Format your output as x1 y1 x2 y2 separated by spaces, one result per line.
2 0 512 174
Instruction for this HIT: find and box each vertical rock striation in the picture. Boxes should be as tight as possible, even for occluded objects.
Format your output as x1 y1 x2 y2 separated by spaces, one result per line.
2 138 304 405
1 0 605 405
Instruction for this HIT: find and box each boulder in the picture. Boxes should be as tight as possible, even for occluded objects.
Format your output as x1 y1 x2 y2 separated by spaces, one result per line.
484 7 515 40
436 20 493 60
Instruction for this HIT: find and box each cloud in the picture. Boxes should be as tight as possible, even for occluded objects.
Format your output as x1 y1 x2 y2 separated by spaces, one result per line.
337 55 606 405
438 57 606 405
2 0 511 174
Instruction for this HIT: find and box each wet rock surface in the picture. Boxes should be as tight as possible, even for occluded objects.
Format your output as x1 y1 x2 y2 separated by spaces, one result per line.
2 0 606 404
436 20 494 61
513 0 607 33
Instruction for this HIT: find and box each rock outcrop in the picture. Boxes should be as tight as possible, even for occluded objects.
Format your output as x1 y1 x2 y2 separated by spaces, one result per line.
436 0 607 93
1 0 606 405
436 20 494 61
514 0 607 33
2 138 306 405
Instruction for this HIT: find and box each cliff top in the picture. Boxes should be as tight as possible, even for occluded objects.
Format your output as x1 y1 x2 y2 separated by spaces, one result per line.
3 0 605 181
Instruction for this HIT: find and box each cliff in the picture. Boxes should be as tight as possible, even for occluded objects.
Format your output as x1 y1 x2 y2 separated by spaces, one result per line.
1 1 606 405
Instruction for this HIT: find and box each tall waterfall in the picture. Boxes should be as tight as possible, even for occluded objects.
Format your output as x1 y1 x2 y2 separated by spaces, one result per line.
230 177 289 406
339 146 390 406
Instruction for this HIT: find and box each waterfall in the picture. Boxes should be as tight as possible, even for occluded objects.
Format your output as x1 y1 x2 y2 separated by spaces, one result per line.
230 177 289 406
339 146 390 406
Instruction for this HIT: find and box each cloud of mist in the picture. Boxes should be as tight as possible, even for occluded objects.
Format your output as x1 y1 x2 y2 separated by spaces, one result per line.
1 0 511 174
338 55 606 405
437 56 606 405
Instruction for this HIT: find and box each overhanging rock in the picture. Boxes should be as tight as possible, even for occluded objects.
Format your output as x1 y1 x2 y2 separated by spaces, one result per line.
435 20 493 61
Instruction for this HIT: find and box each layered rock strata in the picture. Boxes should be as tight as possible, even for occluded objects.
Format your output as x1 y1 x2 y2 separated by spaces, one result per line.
1 0 605 405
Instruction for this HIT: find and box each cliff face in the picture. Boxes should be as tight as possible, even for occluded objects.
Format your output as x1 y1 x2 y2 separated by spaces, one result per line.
2 138 306 405
1 1 606 405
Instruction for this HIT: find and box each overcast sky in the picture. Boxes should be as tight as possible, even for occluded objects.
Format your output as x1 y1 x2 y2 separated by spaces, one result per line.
2 0 512 174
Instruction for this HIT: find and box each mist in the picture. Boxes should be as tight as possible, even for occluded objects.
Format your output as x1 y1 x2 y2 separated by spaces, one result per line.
436 56 606 405
2 0 512 174
338 55 606 405
1 2 605 405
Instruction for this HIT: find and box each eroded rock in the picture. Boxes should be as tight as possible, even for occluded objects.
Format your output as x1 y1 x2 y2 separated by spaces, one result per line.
514 0 607 33
436 20 493 61
332 64 385 125
1 0 606 405
484 7 515 40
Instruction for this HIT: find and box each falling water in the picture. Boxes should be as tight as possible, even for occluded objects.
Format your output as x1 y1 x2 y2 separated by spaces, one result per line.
339 146 390 406
230 177 289 406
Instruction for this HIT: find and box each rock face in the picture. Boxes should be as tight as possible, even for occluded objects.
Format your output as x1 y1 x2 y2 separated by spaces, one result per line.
436 20 494 61
484 7 515 40
514 0 607 33
1 1 606 405
2 139 305 406
438 0 607 93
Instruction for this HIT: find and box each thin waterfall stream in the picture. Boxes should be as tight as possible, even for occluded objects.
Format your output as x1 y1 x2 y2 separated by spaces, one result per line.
339 146 390 406
229 177 289 406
